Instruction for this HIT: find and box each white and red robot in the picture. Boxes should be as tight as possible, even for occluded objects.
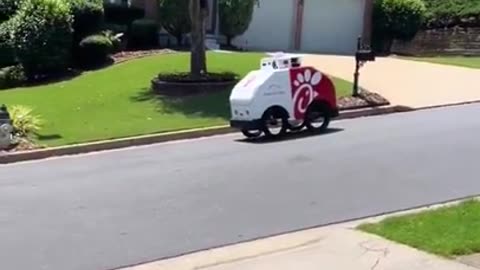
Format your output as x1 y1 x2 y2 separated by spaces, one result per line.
229 54 339 139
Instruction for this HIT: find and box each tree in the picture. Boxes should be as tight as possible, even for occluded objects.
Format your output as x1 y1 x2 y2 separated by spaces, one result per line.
189 0 208 78
218 0 255 46
158 0 191 46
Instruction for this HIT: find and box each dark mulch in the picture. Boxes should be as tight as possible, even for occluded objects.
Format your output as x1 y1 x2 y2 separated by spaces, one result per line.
1 137 43 153
112 49 177 64
155 71 238 83
338 89 390 111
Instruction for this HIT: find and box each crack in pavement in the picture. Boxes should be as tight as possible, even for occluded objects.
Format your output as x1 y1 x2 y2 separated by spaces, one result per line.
358 240 390 270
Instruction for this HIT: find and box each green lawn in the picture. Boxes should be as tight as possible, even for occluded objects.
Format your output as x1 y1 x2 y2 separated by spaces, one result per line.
359 200 480 257
405 56 480 69
0 52 352 147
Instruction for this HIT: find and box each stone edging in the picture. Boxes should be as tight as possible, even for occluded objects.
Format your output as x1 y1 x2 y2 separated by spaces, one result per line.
0 105 411 164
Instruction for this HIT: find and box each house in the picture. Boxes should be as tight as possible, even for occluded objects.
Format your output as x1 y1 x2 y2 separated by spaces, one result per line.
126 0 373 55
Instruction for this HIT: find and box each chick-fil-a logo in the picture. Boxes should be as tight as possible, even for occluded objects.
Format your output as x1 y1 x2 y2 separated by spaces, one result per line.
290 68 322 119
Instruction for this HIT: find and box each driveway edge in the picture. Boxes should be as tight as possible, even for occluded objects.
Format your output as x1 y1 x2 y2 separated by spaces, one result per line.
0 105 411 164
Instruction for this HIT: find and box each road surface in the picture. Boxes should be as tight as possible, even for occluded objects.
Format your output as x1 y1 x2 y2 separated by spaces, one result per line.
1 104 480 270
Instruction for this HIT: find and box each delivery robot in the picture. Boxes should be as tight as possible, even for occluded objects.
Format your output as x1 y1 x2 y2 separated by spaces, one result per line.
229 54 339 139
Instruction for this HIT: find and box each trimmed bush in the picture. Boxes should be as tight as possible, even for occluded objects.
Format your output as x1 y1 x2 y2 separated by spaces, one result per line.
104 3 144 26
0 65 26 90
372 0 427 52
158 0 191 46
0 20 16 68
70 0 104 40
219 0 256 46
78 34 114 67
0 0 23 22
128 19 159 49
11 0 74 80
423 0 480 28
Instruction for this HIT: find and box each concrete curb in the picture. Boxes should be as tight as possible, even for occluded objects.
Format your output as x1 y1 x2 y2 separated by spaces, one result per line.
0 105 412 164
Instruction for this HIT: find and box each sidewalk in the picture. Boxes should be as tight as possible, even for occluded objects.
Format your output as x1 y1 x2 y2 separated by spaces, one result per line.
303 54 480 109
121 214 477 270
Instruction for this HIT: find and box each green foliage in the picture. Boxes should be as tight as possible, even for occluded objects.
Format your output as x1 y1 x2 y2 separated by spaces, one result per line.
69 0 104 40
103 2 144 26
0 20 16 68
158 0 191 46
11 0 74 79
9 104 43 138
78 34 114 66
219 0 256 46
0 65 27 90
422 0 480 28
373 0 427 40
372 0 426 52
128 19 159 49
0 0 23 22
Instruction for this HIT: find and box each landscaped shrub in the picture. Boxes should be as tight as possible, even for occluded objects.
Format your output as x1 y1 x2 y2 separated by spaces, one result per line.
101 30 123 52
372 0 427 52
218 0 256 46
422 0 480 28
104 3 144 26
128 19 159 49
158 0 191 46
0 65 27 90
9 104 43 138
78 34 114 67
0 0 23 22
11 0 74 80
70 0 104 40
0 20 16 68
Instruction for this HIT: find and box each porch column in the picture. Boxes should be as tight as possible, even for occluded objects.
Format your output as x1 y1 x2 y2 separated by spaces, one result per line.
362 0 374 45
293 0 304 50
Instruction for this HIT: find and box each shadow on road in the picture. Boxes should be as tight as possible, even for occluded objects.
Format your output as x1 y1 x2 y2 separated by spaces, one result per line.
236 128 344 144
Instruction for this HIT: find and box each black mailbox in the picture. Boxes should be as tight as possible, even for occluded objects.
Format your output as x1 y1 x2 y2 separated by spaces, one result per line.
356 49 376 62
0 104 11 125
352 36 375 96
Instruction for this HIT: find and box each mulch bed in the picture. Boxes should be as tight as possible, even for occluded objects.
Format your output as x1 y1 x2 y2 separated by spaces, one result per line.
338 89 390 111
112 49 178 64
1 138 43 154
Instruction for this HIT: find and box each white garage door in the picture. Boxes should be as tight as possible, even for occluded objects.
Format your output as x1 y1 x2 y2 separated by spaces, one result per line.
301 0 365 55
233 0 295 52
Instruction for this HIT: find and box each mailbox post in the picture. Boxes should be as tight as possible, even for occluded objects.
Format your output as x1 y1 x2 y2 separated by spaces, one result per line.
353 36 376 97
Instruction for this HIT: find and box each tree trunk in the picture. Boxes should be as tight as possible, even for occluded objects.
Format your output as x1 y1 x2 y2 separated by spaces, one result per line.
189 0 208 79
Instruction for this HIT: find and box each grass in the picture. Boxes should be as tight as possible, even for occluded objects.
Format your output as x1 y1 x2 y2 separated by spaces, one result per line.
0 52 352 146
358 199 480 257
405 56 480 69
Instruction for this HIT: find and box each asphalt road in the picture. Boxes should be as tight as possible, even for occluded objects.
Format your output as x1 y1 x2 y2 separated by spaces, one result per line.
2 104 480 270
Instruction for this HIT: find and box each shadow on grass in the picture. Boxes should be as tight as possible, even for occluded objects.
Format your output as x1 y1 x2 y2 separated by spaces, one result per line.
13 58 115 90
131 87 231 120
236 128 344 144
36 133 63 142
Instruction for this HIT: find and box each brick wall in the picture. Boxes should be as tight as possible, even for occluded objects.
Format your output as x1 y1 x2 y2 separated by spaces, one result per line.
391 27 480 56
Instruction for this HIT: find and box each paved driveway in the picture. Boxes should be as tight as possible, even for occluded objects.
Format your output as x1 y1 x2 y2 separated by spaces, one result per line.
303 54 480 108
